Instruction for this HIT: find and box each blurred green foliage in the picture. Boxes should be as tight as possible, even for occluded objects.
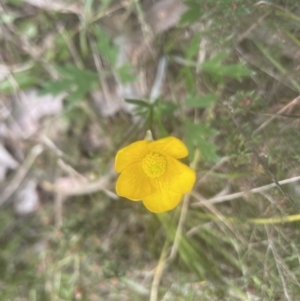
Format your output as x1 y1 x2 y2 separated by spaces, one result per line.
1 0 300 300
42 65 98 102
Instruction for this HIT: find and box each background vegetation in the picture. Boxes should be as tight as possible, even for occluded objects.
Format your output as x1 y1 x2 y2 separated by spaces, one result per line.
1 0 300 300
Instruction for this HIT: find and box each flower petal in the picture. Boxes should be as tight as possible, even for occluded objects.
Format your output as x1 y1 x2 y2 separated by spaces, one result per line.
142 188 182 213
159 156 196 194
148 136 188 158
116 163 153 200
115 140 149 173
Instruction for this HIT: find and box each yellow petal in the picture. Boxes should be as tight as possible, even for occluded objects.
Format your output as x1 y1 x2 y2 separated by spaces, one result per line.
115 140 149 173
148 136 188 158
116 163 153 200
142 188 182 213
158 156 196 194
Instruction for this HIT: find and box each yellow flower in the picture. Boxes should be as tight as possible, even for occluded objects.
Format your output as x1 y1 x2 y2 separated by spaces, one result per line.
115 136 196 213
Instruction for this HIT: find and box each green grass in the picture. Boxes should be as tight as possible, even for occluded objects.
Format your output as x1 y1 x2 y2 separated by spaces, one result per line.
1 0 300 300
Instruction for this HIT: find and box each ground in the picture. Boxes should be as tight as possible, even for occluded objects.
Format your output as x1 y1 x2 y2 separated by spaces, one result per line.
1 0 300 300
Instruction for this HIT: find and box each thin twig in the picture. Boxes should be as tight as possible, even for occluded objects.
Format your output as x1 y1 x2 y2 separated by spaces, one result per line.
149 242 168 301
169 193 190 260
192 174 300 206
40 171 113 197
90 0 132 23
170 149 201 260
0 144 44 206
230 109 300 211
197 156 229 185
235 10 271 44
133 0 154 58
57 159 85 179
40 135 65 158
57 24 83 69
254 95 300 134
189 191 247 244
89 35 113 102
235 46 298 93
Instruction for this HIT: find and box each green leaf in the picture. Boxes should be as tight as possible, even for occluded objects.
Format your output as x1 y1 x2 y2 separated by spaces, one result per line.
41 80 70 96
197 136 219 162
201 53 253 81
180 1 202 25
185 33 201 59
184 120 219 162
154 101 177 117
153 100 177 136
94 26 119 66
124 98 150 108
185 93 218 108
51 35 69 61
94 26 137 84
179 67 195 91
117 64 136 84
41 64 98 102
0 72 38 94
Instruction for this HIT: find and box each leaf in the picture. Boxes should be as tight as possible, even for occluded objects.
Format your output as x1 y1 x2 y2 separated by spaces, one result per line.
117 64 136 84
41 64 98 102
201 53 253 81
124 98 150 108
94 26 119 66
196 136 219 162
154 100 177 117
0 71 38 94
179 67 195 91
185 33 201 59
41 80 69 96
180 1 202 25
94 26 137 85
184 120 219 162
185 93 218 108
153 100 177 136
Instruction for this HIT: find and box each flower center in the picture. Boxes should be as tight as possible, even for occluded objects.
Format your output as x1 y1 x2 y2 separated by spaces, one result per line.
142 152 166 178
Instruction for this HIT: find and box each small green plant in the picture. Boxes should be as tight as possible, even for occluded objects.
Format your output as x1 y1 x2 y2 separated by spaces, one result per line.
41 65 98 103
1 0 300 300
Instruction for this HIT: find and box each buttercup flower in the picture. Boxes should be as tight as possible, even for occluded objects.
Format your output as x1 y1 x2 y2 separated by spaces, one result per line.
115 136 196 213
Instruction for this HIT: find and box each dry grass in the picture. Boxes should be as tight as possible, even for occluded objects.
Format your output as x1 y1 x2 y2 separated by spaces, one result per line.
1 0 300 300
